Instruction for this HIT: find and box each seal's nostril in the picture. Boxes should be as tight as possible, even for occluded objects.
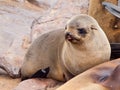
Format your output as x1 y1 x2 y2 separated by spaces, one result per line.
65 32 80 42
65 32 72 40
66 32 71 36
65 32 69 37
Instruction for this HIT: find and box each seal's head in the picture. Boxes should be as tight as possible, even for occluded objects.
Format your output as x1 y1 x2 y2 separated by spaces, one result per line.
62 14 110 76
65 14 98 44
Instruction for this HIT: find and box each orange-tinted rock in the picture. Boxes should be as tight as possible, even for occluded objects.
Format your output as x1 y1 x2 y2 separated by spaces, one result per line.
0 76 20 90
89 0 120 43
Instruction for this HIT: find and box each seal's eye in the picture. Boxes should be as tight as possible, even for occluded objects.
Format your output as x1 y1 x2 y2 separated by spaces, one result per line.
77 28 87 34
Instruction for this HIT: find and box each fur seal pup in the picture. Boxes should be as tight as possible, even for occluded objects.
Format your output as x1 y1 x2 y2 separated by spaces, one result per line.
20 14 111 81
57 58 120 90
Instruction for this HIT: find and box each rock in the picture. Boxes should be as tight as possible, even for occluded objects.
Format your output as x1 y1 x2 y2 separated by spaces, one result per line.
14 78 62 90
0 0 46 68
0 75 20 90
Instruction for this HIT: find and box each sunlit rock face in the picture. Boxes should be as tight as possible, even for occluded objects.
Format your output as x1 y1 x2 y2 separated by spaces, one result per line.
0 0 44 68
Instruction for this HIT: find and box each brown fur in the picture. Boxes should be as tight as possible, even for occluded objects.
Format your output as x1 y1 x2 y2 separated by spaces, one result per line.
20 14 111 82
88 0 120 43
57 59 120 90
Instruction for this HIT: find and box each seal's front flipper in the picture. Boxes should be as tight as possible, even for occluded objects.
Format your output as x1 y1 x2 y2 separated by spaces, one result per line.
31 67 50 78
102 2 120 18
21 67 50 81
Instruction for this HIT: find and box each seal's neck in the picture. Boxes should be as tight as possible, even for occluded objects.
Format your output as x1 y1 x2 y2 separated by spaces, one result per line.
65 41 93 51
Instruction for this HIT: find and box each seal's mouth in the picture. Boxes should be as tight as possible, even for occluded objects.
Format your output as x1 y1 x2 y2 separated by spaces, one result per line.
65 32 80 43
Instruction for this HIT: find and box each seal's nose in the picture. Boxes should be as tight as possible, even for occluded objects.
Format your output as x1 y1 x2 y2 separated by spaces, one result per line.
65 32 72 41
65 32 80 43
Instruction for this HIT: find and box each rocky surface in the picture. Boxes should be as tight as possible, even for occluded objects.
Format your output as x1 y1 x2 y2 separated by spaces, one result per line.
0 75 20 90
14 78 62 90
0 0 89 90
0 0 46 66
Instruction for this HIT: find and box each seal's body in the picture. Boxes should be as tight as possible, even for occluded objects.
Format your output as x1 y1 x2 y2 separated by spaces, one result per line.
21 29 71 81
57 59 120 90
20 14 111 81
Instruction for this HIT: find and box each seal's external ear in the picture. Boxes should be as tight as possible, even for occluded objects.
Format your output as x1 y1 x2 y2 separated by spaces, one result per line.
90 25 97 30
65 25 67 30
102 64 120 90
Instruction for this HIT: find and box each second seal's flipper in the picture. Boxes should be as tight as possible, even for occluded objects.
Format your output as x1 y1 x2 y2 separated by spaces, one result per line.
102 1 120 18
